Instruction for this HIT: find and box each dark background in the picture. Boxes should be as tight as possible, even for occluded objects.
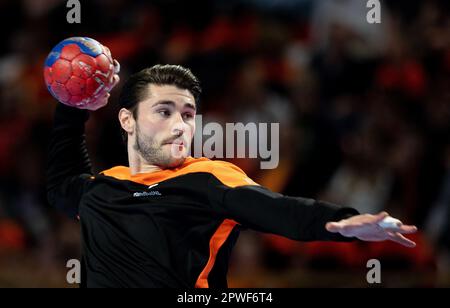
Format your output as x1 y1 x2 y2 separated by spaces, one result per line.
0 0 449 287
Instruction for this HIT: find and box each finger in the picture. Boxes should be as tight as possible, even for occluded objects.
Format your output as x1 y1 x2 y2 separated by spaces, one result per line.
85 94 109 111
100 93 111 106
93 100 108 111
325 222 343 233
103 45 112 57
113 59 121 74
388 232 416 248
112 74 120 88
374 212 390 223
385 225 417 234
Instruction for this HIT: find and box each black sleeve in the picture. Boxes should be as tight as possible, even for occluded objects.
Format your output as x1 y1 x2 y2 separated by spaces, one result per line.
207 178 359 242
46 103 93 219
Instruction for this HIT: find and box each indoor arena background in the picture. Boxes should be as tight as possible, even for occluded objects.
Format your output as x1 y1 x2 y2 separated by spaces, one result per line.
0 0 449 287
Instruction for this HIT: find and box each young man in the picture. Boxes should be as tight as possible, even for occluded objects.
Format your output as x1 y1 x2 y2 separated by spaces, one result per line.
46 64 417 288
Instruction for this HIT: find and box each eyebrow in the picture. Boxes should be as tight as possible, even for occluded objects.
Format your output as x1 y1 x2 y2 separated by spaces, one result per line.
151 100 196 111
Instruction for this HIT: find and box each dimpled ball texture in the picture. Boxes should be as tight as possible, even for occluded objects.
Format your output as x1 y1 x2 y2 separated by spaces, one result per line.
44 37 115 108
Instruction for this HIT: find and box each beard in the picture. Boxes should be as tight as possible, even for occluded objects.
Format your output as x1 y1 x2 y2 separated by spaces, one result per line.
133 124 187 169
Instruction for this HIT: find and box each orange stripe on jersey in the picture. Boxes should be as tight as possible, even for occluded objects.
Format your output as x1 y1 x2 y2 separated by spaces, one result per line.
100 156 259 188
195 219 238 288
208 160 259 188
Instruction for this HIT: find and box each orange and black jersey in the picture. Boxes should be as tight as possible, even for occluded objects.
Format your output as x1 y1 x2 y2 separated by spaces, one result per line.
46 104 359 288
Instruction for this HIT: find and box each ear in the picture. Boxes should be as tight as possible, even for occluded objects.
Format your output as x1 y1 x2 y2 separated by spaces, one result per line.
118 108 135 135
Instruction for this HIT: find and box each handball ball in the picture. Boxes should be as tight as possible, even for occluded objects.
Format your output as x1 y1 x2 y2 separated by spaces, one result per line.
44 37 117 108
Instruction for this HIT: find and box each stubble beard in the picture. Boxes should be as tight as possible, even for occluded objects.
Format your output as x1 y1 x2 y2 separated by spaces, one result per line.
133 124 186 168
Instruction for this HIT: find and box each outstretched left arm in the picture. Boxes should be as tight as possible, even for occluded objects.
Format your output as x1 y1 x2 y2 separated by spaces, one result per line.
206 161 417 247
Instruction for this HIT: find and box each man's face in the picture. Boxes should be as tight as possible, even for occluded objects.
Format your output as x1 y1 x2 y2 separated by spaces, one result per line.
131 84 196 168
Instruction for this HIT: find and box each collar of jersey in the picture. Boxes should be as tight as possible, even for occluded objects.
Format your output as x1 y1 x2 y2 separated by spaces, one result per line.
100 156 212 186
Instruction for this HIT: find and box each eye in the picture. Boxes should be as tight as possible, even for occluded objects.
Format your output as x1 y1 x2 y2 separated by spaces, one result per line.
183 112 194 120
158 109 171 117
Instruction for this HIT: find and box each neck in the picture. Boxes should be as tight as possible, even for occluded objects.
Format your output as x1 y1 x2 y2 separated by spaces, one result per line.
127 142 163 176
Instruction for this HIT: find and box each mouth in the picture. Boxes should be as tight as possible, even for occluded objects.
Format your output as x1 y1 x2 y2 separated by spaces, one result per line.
164 140 185 147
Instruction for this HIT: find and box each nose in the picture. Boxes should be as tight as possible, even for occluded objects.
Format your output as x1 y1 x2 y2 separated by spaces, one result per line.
171 113 187 137
172 127 184 137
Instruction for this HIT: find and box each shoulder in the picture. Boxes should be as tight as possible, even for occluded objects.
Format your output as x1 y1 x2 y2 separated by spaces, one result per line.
99 165 130 180
189 158 258 188
185 157 244 174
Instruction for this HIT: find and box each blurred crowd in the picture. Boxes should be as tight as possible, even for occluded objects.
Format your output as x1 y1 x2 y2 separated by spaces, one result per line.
0 0 449 287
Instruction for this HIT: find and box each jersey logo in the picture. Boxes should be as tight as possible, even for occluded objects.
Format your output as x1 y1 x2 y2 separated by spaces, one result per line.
133 191 162 198
133 183 161 198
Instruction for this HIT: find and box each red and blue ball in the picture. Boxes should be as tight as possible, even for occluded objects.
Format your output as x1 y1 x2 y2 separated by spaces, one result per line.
44 37 115 108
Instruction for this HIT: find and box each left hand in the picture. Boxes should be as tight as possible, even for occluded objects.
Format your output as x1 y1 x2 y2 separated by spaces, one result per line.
325 212 417 248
